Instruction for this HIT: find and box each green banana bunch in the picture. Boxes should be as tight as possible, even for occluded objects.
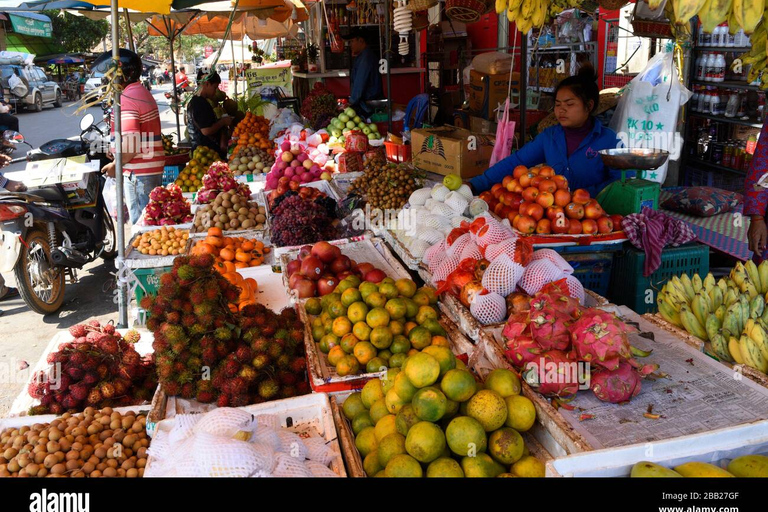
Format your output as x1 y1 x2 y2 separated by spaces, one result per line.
750 295 766 319
711 331 734 362
709 285 724 312
692 290 712 327
745 260 761 293
705 315 722 341
700 0 733 32
658 292 683 327
740 335 768 372
679 274 696 301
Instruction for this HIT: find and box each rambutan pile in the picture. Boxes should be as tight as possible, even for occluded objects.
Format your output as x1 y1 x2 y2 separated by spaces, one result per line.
28 321 156 415
142 255 309 405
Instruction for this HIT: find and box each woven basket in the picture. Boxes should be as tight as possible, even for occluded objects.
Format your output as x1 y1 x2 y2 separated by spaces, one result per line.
407 0 438 11
412 10 430 31
445 0 486 23
599 0 629 10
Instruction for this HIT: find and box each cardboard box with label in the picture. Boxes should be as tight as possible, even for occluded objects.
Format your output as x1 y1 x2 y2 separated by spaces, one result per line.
469 70 520 120
411 126 494 179
6 157 101 208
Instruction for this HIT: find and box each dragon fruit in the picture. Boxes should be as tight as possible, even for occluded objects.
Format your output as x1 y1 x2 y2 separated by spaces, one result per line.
529 309 571 351
202 174 219 190
165 183 183 201
196 188 218 204
502 311 531 341
159 217 176 226
530 292 581 319
163 200 190 220
590 361 643 403
504 335 543 367
149 186 171 203
523 350 583 398
218 175 238 191
145 202 164 220
207 161 229 177
570 309 635 370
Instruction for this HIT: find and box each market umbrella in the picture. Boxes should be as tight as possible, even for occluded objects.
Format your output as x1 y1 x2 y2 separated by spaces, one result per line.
47 56 85 64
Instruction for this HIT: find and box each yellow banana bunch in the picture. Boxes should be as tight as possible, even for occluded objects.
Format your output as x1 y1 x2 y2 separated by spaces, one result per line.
648 0 665 8
496 0 507 14
680 304 709 340
733 0 765 34
673 0 708 26
700 0 733 32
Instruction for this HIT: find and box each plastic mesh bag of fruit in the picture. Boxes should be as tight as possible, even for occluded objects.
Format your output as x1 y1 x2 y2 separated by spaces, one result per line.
417 227 444 245
193 407 255 437
484 238 518 262
408 239 430 259
531 249 574 274
251 424 282 452
193 432 271 477
423 214 452 231
304 436 337 466
431 202 458 218
471 292 508 325
272 452 313 477
424 198 439 211
432 254 461 283
481 253 524 296
409 187 432 206
459 240 483 261
276 429 309 459
518 259 567 296
457 184 474 201
423 239 446 266
446 233 472 257
474 218 514 248
451 215 472 228
306 460 340 477
444 191 469 214
431 184 450 201
565 275 586 304
255 413 281 430
166 413 202 448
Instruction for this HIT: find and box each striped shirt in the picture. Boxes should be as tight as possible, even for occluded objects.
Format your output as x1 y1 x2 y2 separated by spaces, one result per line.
110 82 164 177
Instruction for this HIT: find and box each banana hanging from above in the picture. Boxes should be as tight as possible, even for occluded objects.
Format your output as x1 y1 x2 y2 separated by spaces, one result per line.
648 0 665 9
699 0 734 33
673 0 709 26
733 0 766 34
496 0 508 14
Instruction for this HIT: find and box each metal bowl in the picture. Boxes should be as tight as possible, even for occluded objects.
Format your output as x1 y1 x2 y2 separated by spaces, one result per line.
598 148 670 170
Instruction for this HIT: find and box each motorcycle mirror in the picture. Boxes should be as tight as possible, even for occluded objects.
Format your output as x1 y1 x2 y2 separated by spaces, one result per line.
80 114 94 132
3 130 24 144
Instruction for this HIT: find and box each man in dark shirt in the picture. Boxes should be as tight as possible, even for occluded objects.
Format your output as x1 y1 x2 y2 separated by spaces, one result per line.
186 72 232 159
343 28 383 117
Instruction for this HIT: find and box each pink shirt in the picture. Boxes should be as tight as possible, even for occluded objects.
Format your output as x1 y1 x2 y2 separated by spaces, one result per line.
110 82 164 176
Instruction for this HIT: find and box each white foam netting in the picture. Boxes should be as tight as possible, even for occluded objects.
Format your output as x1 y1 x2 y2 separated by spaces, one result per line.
430 202 458 218
431 184 450 201
518 259 568 296
166 413 201 448
446 233 472 257
306 460 340 477
424 198 438 211
457 184 474 201
252 424 282 451
416 226 444 245
423 239 446 266
194 408 255 437
531 249 574 274
444 191 469 214
459 240 483 261
303 436 338 466
484 237 518 262
566 274 586 305
481 253 525 296
451 216 472 228
470 292 508 325
409 187 432 206
277 430 309 459
423 214 452 231
408 239 430 259
193 432 273 477
469 198 489 217
431 254 461 282
273 452 313 477
474 218 514 248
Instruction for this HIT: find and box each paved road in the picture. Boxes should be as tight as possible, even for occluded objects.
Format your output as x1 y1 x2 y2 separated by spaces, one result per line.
0 84 181 416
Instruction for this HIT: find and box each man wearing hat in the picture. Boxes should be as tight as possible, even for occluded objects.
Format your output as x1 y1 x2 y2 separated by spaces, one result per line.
343 28 383 117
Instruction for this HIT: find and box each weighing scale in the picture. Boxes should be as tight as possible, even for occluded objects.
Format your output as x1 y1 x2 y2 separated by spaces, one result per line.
596 148 670 216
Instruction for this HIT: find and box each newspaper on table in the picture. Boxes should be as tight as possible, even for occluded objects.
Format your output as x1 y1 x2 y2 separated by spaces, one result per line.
557 306 768 450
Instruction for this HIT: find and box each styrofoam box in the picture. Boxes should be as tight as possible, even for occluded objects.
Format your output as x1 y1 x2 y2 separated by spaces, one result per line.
144 392 347 477
546 420 768 477
236 264 292 313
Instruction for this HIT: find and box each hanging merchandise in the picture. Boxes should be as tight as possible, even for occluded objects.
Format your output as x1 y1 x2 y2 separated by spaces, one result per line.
609 49 692 184
394 0 413 56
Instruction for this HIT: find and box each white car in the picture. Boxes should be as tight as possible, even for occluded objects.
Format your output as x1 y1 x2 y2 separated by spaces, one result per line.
83 71 104 94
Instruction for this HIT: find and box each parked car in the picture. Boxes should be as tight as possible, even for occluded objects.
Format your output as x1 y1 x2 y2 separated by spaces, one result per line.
83 70 104 94
0 64 62 112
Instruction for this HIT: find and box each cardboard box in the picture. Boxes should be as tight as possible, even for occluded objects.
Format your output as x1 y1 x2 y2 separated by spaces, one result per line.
18 157 100 207
469 70 520 120
411 126 494 179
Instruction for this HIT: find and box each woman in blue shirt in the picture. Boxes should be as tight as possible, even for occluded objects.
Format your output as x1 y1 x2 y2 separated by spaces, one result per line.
470 65 622 197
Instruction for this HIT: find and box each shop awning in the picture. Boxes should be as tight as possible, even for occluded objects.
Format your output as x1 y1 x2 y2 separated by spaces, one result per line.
4 33 65 56
7 11 53 38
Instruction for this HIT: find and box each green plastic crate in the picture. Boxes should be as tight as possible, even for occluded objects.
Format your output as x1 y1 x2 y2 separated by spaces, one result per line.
132 266 173 305
561 252 614 298
608 243 709 314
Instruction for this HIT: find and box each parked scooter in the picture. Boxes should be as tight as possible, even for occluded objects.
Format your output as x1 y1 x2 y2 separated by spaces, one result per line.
0 113 116 314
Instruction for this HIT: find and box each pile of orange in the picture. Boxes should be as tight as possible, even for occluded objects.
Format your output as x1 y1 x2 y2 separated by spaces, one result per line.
190 227 270 270
233 112 272 153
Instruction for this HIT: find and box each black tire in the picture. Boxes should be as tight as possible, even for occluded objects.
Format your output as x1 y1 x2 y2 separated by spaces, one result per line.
54 90 62 107
13 228 65 315
101 209 118 260
33 93 42 112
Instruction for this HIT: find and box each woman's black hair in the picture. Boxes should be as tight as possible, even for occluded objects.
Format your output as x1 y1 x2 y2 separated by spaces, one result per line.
554 63 600 114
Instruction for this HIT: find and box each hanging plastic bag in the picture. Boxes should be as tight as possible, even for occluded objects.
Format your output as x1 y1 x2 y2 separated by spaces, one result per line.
103 177 128 220
609 49 692 184
489 97 516 167
9 73 27 98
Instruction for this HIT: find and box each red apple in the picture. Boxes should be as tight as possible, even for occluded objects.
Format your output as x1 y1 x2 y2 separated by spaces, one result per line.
311 241 341 263
298 245 313 261
317 275 339 296
286 259 301 277
288 272 305 290
567 219 583 234
565 202 585 220
356 262 375 276
536 219 551 234
572 189 591 205
552 214 570 234
300 256 324 280
329 255 352 274
581 219 598 235
364 269 387 283
596 216 614 234
584 199 604 220
506 192 523 211
609 214 624 231
292 278 317 298
547 206 565 221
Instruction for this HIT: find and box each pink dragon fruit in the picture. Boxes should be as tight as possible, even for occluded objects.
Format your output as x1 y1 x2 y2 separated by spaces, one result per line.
218 176 238 191
530 292 581 319
202 174 219 190
502 312 530 341
196 188 218 204
144 218 159 226
570 309 635 370
529 309 571 351
504 335 543 368
144 202 164 220
163 200 189 220
590 361 642 403
165 183 183 201
183 214 194 223
237 184 251 197
159 217 176 226
523 350 583 398
207 161 229 176
149 186 171 203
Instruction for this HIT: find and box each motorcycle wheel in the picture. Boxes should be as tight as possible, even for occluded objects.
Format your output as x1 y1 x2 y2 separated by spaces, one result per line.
14 229 65 315
101 209 118 260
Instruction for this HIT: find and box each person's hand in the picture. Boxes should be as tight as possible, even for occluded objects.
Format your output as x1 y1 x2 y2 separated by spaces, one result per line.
0 154 11 169
6 180 26 192
748 217 768 256
221 116 234 126
101 161 116 178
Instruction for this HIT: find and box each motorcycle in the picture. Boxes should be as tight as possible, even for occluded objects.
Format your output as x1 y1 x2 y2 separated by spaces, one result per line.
164 83 189 115
141 76 152 92
0 113 117 314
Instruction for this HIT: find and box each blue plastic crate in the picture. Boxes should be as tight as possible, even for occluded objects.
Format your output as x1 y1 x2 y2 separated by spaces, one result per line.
561 252 614 298
162 165 182 186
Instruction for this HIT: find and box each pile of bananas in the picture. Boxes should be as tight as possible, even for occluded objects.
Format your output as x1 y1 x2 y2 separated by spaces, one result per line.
495 0 584 34
162 134 184 156
657 261 768 373
734 19 768 88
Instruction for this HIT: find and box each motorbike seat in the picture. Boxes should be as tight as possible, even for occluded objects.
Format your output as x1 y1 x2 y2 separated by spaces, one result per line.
27 186 65 202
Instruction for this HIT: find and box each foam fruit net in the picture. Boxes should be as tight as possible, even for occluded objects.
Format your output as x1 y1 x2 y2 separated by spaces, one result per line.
432 254 461 283
145 408 339 478
408 187 432 206
446 233 472 257
482 253 525 296
531 248 574 274
431 184 450 201
459 241 483 261
444 191 469 214
457 184 474 201
518 259 568 296
484 238 518 262
566 274 586 304
473 218 513 248
471 292 508 325
408 239 430 258
431 202 458 219
423 239 446 267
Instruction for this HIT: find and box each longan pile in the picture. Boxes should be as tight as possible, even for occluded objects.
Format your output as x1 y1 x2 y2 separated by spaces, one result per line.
131 226 189 256
349 157 421 210
0 408 149 478
194 190 267 232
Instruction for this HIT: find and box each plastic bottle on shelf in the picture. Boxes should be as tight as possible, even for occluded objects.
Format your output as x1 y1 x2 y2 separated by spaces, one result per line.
695 53 705 81
725 89 740 117
691 87 700 111
712 25 722 47
715 53 726 82
726 26 736 47
702 27 712 46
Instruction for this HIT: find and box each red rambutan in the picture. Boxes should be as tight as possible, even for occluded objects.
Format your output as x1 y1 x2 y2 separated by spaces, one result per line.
102 323 116 335
229 394 249 407
234 345 253 364
146 316 161 332
165 311 181 325
224 287 239 303
223 358 241 378
215 342 229 358
251 353 270 371
296 381 310 395
290 357 307 374
257 379 280 400
202 347 217 366
86 388 103 405
251 337 270 353
214 327 232 341
278 370 297 386
164 381 181 396
268 343 283 360
239 366 258 383
139 295 155 310
160 272 176 286
181 301 194 314
276 354 291 370
68 324 87 338
196 390 216 403
280 386 297 399
216 393 230 407
180 383 195 399
190 253 214 269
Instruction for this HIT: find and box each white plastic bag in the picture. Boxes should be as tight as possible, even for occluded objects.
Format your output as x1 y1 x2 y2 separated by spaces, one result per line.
610 49 691 184
9 74 27 98
103 177 128 220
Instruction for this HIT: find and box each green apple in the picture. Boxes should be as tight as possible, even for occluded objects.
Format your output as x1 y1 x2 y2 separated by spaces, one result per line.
320 172 332 181
342 128 351 136
362 127 372 135
367 133 378 140
368 123 378 131
353 116 362 124
339 114 350 123
331 128 342 137
443 174 462 191
328 135 339 144
344 107 356 118
346 121 356 129
338 136 346 144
